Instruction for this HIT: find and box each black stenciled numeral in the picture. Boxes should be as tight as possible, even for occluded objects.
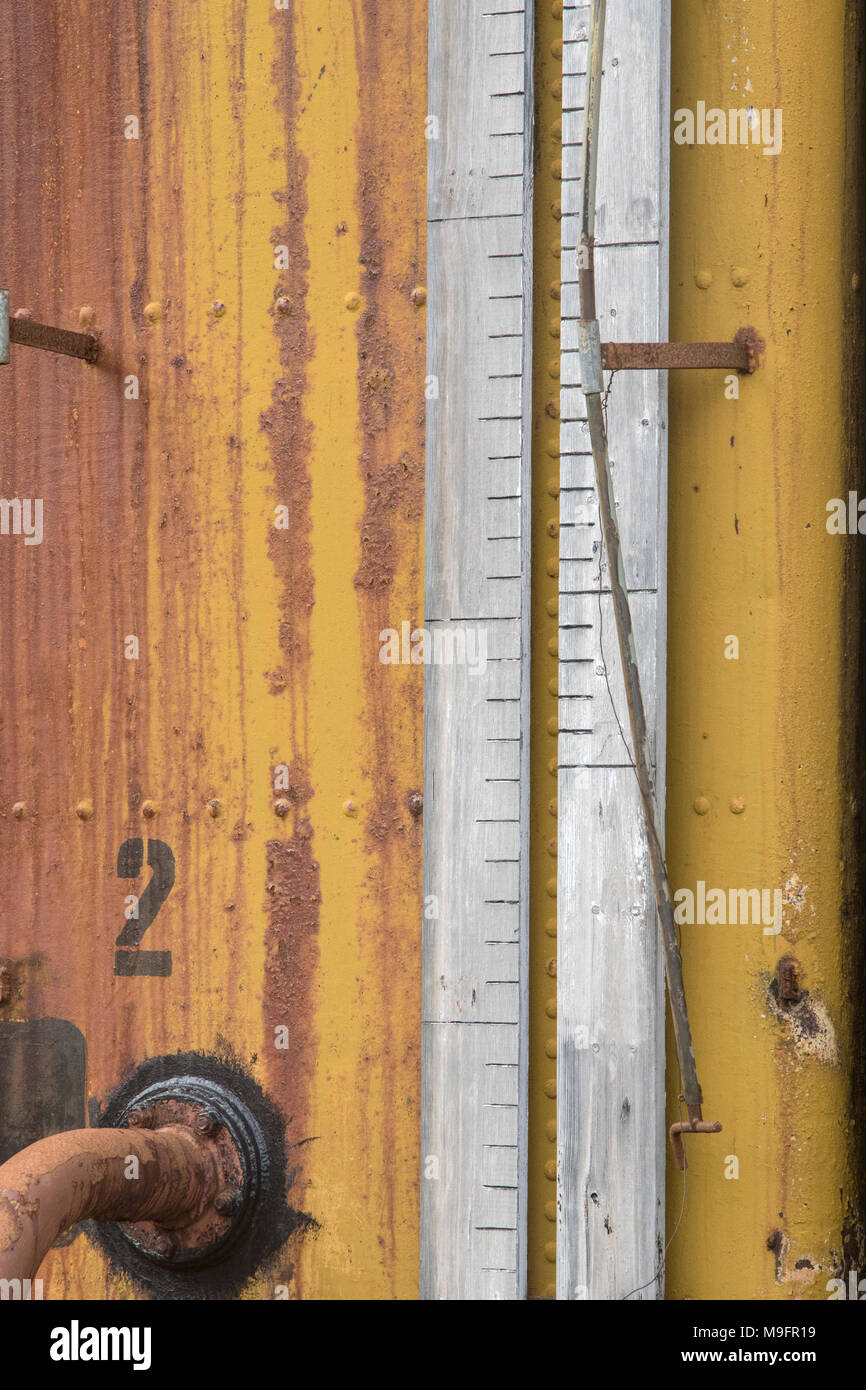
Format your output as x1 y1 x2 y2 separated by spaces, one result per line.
114 838 175 977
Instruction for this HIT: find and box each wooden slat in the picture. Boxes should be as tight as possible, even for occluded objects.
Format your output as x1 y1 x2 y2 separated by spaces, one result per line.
557 0 671 1301
422 0 534 1300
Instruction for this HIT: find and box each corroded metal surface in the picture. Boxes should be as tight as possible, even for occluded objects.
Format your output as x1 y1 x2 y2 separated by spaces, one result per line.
0 1122 219 1281
0 0 425 1299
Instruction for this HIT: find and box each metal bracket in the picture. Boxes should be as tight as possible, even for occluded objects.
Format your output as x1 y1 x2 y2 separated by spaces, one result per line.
601 326 765 375
669 1101 723 1170
0 291 100 364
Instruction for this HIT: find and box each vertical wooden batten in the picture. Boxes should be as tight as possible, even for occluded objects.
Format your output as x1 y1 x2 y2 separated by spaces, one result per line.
422 0 534 1299
557 0 671 1300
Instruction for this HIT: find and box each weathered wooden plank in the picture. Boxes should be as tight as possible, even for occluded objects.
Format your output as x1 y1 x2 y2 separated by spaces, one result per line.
422 0 534 1300
557 0 670 1301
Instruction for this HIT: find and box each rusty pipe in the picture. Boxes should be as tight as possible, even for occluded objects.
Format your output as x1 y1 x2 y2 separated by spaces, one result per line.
0 1124 221 1282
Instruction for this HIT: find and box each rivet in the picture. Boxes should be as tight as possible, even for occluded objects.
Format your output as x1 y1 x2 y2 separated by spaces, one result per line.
731 266 750 287
547 476 560 497
545 1038 557 1059
547 637 558 657
551 39 563 58
546 399 560 420
547 677 558 697
546 957 557 978
592 1042 600 1053
194 1109 221 1137
546 559 559 579
548 799 557 819
730 796 746 815
543 1078 557 1099
78 305 96 327
548 839 557 857
345 292 361 311
153 1233 176 1259
410 287 427 306
547 716 558 736
274 799 291 818
212 301 226 317
591 904 601 915
551 85 562 104
76 799 94 821
695 270 713 290
142 800 158 819
693 795 711 816
207 799 222 818
546 877 557 898
214 1187 241 1215
552 0 563 16
548 757 557 777
544 1159 557 1180
550 281 562 300
548 358 560 378
544 1241 557 1263
143 301 163 323
545 1199 557 1221
549 161 562 181
546 597 558 617
12 803 27 820
275 296 292 316
408 792 423 817
343 800 358 817
545 918 557 938
545 999 557 1019
549 319 561 338
546 438 560 458
550 240 561 258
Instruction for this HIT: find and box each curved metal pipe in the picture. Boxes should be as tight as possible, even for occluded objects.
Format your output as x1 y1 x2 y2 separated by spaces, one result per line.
0 1125 220 1282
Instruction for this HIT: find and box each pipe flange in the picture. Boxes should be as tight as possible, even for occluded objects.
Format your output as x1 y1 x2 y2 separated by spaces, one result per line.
113 1076 266 1270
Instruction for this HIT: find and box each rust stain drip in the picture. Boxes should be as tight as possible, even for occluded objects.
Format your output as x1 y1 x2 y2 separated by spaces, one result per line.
262 827 320 1210
259 5 320 1296
261 4 316 744
350 0 426 1287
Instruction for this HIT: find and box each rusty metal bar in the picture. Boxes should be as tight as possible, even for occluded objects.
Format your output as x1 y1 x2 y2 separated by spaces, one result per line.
669 1106 724 1171
7 314 100 363
601 327 765 374
0 1125 219 1281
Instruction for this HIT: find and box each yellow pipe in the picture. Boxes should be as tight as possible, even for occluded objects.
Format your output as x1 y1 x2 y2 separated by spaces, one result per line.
667 0 852 1299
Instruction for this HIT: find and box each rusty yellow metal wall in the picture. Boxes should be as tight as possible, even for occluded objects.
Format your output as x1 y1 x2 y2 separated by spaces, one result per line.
666 0 854 1299
0 0 425 1299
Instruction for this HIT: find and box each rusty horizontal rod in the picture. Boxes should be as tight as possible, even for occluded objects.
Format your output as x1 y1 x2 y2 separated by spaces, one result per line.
601 327 764 375
0 1125 220 1281
8 315 100 364
669 1105 724 1171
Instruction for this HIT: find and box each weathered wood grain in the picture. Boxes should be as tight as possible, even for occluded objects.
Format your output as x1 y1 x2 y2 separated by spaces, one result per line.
422 0 534 1300
557 0 671 1301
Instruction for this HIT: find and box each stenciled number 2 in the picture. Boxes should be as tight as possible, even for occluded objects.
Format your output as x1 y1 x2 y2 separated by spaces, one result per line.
114 838 175 977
